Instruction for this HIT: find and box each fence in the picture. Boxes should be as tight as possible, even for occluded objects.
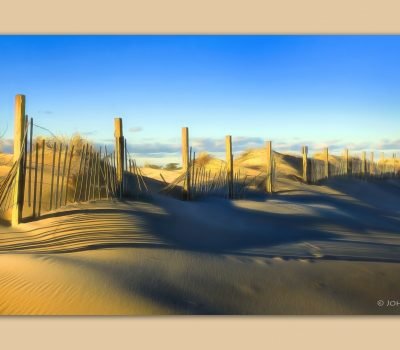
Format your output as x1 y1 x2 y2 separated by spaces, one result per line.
1 94 399 226
0 96 148 225
159 128 270 200
159 128 399 198
160 146 256 200
307 149 399 184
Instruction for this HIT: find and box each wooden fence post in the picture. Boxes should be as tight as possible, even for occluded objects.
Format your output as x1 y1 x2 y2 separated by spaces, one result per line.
324 147 329 179
302 146 309 183
361 151 367 176
59 145 68 206
114 118 124 195
49 142 57 210
380 152 385 176
97 150 101 200
38 139 45 217
83 146 92 201
104 147 111 199
266 141 273 193
226 135 234 198
124 139 128 173
122 142 125 195
55 143 62 208
393 153 397 177
76 144 88 202
370 152 374 176
23 116 28 199
12 94 26 226
32 142 39 218
87 147 94 201
28 117 33 207
344 148 350 176
65 146 75 205
182 127 190 200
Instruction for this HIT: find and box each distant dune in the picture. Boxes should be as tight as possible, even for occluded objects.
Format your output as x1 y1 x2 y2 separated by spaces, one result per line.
141 148 303 187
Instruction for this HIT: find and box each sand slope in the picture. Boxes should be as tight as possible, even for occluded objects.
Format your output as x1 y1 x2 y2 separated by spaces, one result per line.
1 177 400 315
1 249 400 315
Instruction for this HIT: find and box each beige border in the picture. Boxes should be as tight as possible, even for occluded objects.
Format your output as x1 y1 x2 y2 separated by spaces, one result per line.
1 317 400 349
1 0 400 349
0 0 400 33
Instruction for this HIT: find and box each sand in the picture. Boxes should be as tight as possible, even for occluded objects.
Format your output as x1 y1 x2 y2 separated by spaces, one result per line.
1 179 400 315
1 149 400 315
1 248 400 315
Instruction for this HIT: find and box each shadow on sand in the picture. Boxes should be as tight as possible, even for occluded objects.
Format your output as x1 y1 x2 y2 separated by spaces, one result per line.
2 177 399 259
2 178 400 314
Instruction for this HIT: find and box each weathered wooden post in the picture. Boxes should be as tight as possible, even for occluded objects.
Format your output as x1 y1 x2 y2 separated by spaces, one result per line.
59 145 68 206
361 151 367 177
393 153 397 177
12 94 26 226
226 135 234 198
370 152 375 176
266 141 273 193
182 127 190 200
38 139 45 217
344 148 350 176
83 146 92 201
28 117 33 206
97 150 101 200
380 152 385 176
32 142 39 218
55 143 62 208
114 118 124 196
49 142 57 210
65 145 75 205
302 146 309 183
324 147 329 179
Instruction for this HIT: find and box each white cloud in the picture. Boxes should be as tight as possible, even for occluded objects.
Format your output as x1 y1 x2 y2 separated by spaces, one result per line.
3 135 398 165
129 127 143 133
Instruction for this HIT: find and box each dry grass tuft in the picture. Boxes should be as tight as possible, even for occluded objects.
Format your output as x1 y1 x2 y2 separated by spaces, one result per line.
33 133 91 155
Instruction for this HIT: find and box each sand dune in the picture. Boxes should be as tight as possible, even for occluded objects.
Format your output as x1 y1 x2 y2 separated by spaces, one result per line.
1 177 400 314
2 249 400 315
1 148 400 314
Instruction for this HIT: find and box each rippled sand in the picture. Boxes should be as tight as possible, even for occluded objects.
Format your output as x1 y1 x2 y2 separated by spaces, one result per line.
1 176 400 314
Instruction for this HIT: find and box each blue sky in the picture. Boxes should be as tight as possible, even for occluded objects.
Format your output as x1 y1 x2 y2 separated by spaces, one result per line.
0 35 399 164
